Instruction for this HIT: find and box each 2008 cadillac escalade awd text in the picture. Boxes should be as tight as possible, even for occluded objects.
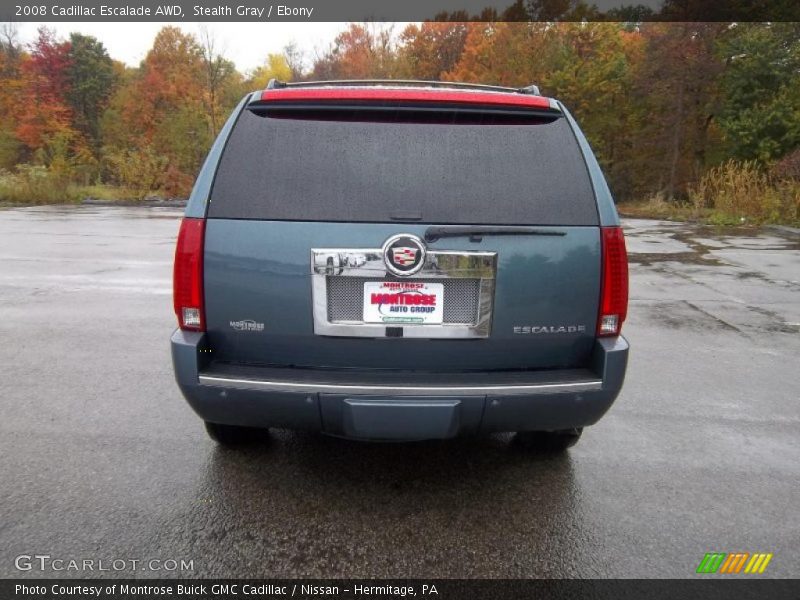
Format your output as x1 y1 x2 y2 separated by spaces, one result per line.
171 80 629 450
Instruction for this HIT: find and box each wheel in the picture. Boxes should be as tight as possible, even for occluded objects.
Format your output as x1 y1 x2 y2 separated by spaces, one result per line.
204 421 266 446
513 428 583 452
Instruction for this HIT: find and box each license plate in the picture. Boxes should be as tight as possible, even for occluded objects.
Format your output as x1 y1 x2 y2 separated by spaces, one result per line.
363 281 444 325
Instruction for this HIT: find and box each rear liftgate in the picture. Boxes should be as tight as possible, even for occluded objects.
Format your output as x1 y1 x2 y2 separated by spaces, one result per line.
199 82 608 439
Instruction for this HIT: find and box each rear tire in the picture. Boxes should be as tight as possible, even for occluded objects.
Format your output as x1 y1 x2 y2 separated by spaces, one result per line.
204 421 266 446
514 428 583 452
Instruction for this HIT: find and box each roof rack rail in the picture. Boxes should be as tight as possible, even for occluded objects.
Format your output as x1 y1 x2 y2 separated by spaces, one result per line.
266 79 539 95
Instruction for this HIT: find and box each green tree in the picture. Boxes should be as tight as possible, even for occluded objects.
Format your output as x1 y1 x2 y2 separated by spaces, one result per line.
66 33 116 149
717 23 800 162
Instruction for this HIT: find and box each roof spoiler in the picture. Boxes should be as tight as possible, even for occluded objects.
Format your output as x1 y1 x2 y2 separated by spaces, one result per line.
266 78 541 96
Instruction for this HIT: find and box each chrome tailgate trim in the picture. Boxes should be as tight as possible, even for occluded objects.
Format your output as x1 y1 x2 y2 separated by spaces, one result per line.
311 246 497 339
198 374 602 396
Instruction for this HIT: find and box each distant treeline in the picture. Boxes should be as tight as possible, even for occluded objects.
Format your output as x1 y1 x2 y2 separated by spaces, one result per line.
0 21 798 204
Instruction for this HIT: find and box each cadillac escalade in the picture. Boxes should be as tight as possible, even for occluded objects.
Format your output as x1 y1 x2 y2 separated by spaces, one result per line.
171 80 630 450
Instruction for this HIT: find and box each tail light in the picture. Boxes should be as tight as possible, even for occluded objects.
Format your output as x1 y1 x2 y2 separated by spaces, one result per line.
173 218 206 331
597 226 629 337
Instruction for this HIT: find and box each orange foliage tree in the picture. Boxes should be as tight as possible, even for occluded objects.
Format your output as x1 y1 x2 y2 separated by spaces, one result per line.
15 28 74 151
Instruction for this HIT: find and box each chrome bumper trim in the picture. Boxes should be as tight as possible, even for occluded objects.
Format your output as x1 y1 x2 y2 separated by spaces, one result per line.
198 374 603 396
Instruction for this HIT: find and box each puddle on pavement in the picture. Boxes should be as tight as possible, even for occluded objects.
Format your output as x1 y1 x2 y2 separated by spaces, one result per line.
646 300 742 332
626 221 800 268
628 251 723 267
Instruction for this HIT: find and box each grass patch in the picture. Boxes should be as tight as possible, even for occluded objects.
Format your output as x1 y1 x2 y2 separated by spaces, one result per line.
75 184 141 202
619 161 800 227
690 160 799 226
617 196 704 222
0 166 79 205
0 168 152 205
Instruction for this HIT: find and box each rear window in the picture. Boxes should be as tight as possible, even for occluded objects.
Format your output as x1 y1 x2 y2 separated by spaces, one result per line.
207 106 598 225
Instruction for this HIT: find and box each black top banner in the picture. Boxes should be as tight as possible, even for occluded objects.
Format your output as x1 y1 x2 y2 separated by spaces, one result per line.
1 0 799 22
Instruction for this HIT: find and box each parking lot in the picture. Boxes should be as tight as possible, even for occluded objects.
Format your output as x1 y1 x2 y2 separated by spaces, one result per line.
1 205 798 578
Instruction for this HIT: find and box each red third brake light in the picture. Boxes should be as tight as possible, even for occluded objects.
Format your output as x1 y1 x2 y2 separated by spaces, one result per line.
173 218 206 331
259 87 553 110
597 226 629 337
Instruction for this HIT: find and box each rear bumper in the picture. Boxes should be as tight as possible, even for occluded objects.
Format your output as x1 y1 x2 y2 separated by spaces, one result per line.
171 330 628 440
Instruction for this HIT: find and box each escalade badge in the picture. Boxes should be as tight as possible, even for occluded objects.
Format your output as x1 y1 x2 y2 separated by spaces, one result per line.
383 234 426 276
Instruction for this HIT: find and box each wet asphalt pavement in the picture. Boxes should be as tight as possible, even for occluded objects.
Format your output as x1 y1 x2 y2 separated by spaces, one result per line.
0 206 798 579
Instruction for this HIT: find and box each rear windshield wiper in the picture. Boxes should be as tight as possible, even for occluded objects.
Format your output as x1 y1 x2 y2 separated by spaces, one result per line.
424 226 567 243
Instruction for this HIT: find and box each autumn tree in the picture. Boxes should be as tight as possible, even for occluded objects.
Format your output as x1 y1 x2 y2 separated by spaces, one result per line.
16 27 73 151
444 22 557 87
0 21 797 204
543 23 644 199
443 23 501 84
101 26 209 195
631 23 727 199
282 42 305 80
398 21 470 80
199 27 239 137
312 23 400 79
249 53 292 87
0 23 24 168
